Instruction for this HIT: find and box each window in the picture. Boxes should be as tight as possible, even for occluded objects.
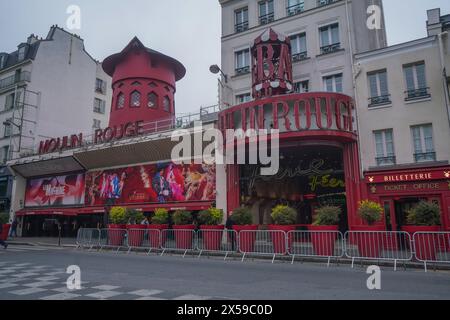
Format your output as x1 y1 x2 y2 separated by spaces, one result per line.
236 93 252 104
235 7 249 33
4 119 12 138
287 0 304 16
0 146 9 164
130 90 141 107
163 96 171 112
18 46 26 61
93 119 101 129
148 92 158 108
259 0 274 25
94 98 106 114
368 70 390 107
95 78 106 94
374 129 396 166
291 33 307 61
323 74 343 93
235 49 250 75
294 80 309 93
319 23 340 54
403 62 429 100
0 55 6 69
4 93 15 110
116 92 125 109
411 124 436 162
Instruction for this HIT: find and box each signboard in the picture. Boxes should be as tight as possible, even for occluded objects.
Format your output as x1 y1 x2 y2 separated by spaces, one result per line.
369 181 450 194
366 169 450 184
25 173 85 207
85 162 216 206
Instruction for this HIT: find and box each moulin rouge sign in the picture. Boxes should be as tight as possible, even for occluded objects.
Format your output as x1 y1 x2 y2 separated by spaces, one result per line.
38 121 145 155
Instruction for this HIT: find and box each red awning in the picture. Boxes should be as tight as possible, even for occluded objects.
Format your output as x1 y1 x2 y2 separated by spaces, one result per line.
78 207 106 215
16 208 79 217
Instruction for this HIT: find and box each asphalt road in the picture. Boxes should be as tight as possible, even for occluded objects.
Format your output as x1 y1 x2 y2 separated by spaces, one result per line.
1 245 450 300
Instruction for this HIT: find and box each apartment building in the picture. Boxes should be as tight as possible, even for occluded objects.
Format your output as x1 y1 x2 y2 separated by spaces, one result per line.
218 0 387 106
355 8 450 231
0 25 112 215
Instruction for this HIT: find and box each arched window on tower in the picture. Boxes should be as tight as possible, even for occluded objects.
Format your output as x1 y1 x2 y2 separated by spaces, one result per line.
163 96 170 112
130 90 141 107
148 92 158 109
117 92 125 109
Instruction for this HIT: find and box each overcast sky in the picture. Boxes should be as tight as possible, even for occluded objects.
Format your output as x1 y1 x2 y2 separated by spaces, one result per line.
1 0 450 115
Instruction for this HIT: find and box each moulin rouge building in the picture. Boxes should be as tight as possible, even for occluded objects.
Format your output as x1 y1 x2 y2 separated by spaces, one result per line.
6 10 450 236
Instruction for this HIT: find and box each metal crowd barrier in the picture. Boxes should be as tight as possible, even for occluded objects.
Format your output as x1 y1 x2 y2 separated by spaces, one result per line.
76 228 101 250
196 229 238 259
99 228 128 253
126 228 162 255
238 230 287 263
287 231 344 267
413 232 450 272
344 231 413 270
160 229 197 257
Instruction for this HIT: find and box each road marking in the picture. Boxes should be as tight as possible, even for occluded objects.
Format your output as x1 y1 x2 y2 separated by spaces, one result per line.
0 283 19 289
9 287 48 296
40 292 81 300
172 294 212 300
91 285 121 291
85 291 123 299
23 281 57 288
127 289 163 297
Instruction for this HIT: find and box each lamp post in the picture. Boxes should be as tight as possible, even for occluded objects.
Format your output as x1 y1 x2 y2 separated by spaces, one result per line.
209 64 232 110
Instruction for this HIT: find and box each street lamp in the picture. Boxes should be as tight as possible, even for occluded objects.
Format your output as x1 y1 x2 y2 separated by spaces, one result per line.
209 64 228 83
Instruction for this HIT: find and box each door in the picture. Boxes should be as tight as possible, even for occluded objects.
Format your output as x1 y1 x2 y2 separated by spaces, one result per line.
381 199 397 231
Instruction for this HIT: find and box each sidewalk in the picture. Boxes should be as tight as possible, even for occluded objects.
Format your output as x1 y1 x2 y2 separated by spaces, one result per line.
5 237 78 248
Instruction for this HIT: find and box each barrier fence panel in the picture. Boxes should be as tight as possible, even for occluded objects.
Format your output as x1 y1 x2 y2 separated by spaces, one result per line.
99 228 127 252
196 229 238 259
76 228 100 250
287 231 344 266
344 231 413 270
413 232 450 271
125 229 162 254
161 229 197 257
238 230 287 263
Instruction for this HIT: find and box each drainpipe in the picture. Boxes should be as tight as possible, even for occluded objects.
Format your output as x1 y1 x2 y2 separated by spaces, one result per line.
437 32 450 128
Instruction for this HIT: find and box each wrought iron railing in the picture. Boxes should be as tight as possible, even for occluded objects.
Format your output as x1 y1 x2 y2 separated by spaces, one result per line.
320 43 341 55
259 13 274 25
405 88 430 101
235 21 249 33
0 71 31 90
376 156 396 167
292 51 308 62
287 4 304 16
235 66 250 75
414 152 436 163
369 94 391 107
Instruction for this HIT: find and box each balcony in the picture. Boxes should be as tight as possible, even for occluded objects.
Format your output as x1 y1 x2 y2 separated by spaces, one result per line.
292 52 308 62
368 95 391 108
235 21 249 33
259 13 274 25
287 4 304 16
317 0 339 7
376 156 396 167
235 66 250 76
414 152 436 163
405 87 430 101
319 43 341 55
0 71 31 91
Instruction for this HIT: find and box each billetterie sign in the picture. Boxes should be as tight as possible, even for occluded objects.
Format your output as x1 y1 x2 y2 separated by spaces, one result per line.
38 120 144 155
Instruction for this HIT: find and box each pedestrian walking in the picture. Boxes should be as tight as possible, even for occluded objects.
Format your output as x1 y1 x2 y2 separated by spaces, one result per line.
0 221 8 249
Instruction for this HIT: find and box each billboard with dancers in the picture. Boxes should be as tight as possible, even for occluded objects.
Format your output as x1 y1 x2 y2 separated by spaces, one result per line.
85 162 216 206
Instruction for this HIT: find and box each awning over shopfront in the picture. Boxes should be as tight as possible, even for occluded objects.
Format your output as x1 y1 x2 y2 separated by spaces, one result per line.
15 208 80 217
11 157 85 178
80 201 214 214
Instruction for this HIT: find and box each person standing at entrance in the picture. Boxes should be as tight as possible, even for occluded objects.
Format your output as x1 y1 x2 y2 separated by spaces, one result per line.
9 218 18 238
0 221 8 249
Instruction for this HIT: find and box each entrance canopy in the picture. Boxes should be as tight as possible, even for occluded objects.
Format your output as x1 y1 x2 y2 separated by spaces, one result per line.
16 208 79 217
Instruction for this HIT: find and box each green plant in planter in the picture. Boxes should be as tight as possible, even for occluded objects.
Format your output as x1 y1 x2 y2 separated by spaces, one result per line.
313 206 341 226
0 212 10 224
152 208 169 225
198 208 224 226
271 205 297 225
172 210 193 225
406 201 441 226
358 200 383 225
109 207 127 225
126 209 145 225
230 207 253 225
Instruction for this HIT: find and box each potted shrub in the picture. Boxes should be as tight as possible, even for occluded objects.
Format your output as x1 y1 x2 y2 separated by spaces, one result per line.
172 210 195 249
402 201 443 261
352 200 384 258
108 207 127 246
309 206 341 257
197 208 224 251
125 209 146 247
148 208 170 248
229 207 258 253
0 213 10 242
268 205 297 254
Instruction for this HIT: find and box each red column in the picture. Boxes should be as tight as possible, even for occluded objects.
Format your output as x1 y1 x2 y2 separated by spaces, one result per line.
343 142 363 229
226 164 240 216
